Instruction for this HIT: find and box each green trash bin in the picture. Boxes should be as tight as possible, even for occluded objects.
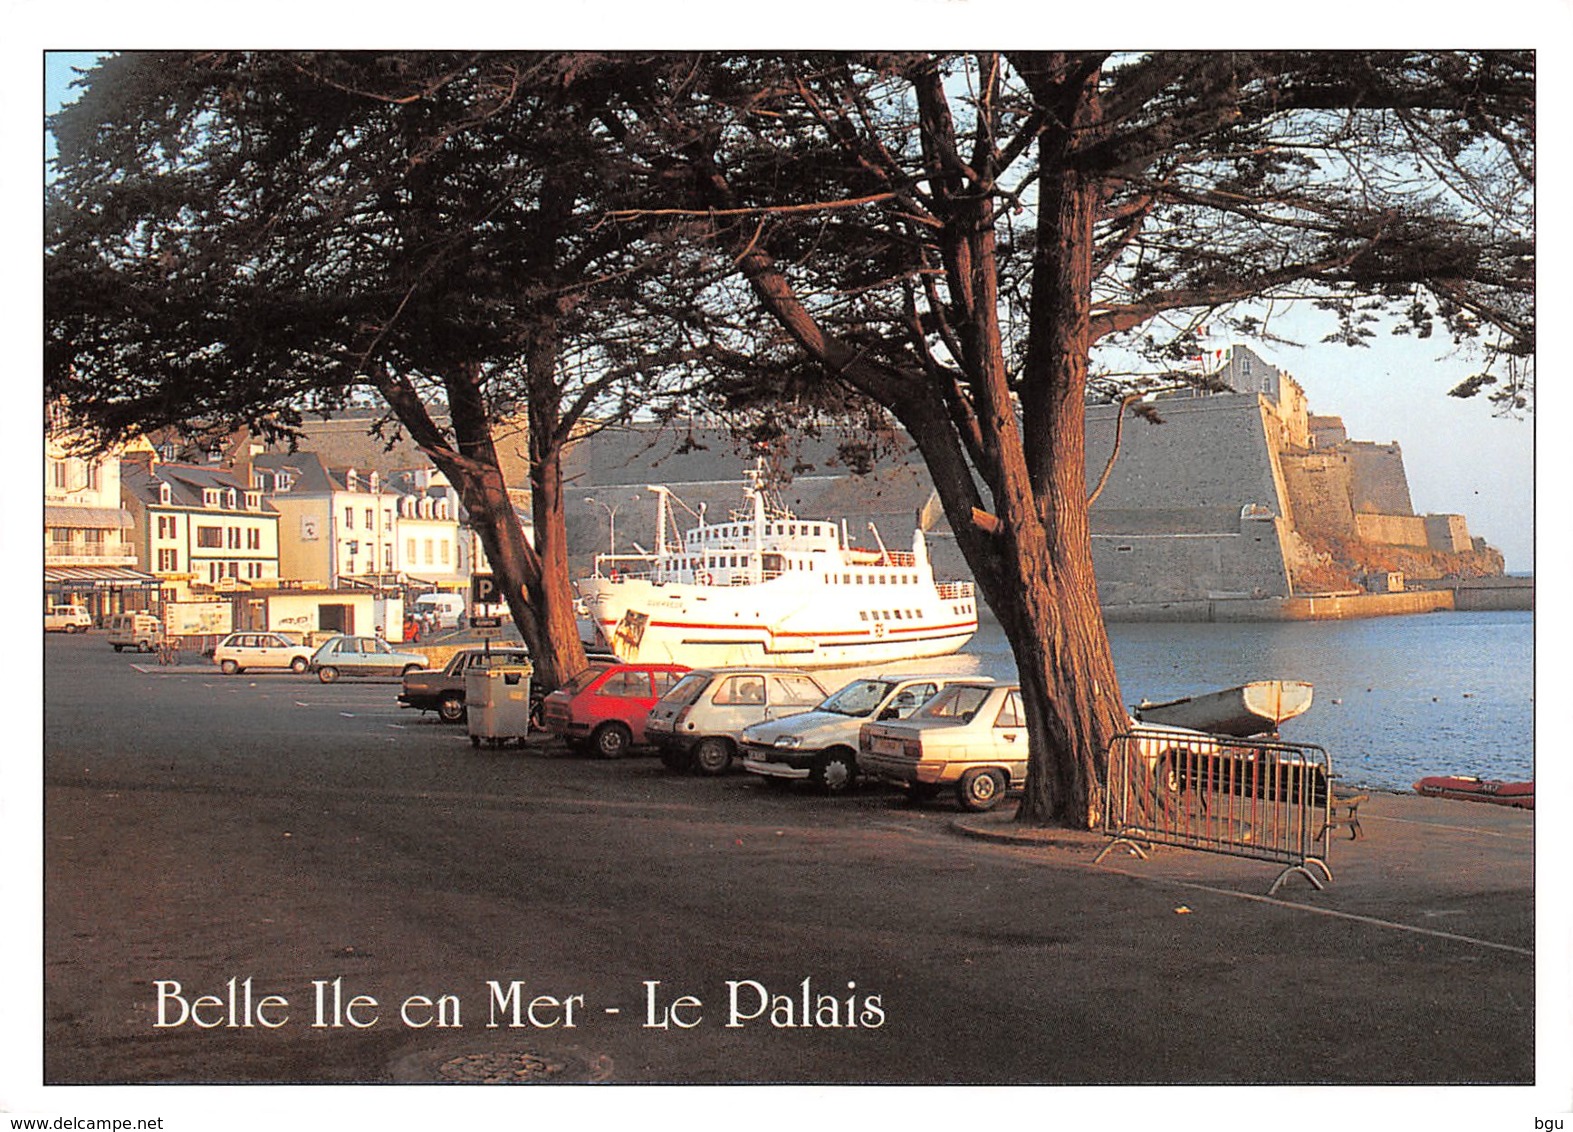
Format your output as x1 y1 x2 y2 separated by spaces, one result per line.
466 663 534 748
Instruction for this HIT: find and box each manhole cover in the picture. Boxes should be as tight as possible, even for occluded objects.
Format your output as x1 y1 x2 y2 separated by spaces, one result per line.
390 1045 613 1083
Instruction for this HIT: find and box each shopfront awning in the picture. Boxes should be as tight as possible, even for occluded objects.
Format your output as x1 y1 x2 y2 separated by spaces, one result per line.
44 566 160 588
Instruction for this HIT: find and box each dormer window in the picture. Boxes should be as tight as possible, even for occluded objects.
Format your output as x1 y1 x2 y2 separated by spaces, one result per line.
245 491 261 510
158 483 172 506
203 488 221 508
368 472 379 492
225 488 238 509
345 469 359 492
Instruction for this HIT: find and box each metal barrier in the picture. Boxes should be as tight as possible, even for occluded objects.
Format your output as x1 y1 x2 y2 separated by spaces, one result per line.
1095 730 1337 895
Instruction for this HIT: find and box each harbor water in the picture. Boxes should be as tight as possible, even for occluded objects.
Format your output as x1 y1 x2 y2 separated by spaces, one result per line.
872 609 1533 793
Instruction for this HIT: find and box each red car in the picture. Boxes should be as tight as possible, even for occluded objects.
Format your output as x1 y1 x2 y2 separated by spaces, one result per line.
540 662 690 758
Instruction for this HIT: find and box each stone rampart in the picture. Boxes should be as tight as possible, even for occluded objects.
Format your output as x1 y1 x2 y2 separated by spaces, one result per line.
1347 441 1415 515
1354 513 1429 547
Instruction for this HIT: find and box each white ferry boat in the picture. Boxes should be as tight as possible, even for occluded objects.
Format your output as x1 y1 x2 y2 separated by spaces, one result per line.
577 468 978 669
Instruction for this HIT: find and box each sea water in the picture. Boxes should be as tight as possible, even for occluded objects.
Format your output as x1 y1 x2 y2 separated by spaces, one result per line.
939 610 1533 792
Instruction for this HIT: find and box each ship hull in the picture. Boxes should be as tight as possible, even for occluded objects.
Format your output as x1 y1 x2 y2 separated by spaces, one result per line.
578 577 978 670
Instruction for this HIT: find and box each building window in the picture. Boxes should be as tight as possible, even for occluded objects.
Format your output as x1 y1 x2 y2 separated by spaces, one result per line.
228 527 241 549
196 526 223 548
424 538 434 564
440 541 450 565
247 528 261 550
344 508 354 529
157 548 178 571
406 538 416 562
365 508 374 529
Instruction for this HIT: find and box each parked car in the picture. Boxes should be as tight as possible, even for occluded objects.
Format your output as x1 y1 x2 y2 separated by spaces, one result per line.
399 646 535 723
646 668 830 776
740 674 982 794
105 612 163 652
857 681 1030 812
540 662 690 758
860 682 1222 812
309 635 430 683
45 604 93 634
211 631 316 675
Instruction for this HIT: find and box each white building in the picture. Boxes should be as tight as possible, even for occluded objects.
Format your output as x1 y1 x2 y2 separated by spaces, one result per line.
120 458 281 602
45 412 157 618
387 468 466 592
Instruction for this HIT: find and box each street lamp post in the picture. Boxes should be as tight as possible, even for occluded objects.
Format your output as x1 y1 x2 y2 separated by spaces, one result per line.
585 497 622 558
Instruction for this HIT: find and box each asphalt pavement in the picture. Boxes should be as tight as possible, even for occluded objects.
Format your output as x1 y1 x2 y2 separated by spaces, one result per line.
21 632 1553 1127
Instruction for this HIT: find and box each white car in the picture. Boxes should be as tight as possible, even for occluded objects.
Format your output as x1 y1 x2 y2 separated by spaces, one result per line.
644 668 829 775
45 604 93 633
740 675 981 794
212 631 316 675
859 681 1220 812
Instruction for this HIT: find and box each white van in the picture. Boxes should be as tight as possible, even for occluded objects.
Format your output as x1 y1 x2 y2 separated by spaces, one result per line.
45 604 93 633
106 612 164 652
414 593 466 627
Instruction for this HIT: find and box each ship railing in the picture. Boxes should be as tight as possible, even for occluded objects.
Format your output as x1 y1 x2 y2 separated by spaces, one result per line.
592 553 661 581
1095 732 1344 895
935 581 975 600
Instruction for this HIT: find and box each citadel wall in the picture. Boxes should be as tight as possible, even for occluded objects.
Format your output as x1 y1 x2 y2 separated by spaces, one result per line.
1084 393 1294 603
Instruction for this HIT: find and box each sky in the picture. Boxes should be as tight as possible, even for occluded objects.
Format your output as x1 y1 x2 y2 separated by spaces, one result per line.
37 49 1538 571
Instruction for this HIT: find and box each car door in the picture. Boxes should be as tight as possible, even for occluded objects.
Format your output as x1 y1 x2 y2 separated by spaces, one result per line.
990 689 1029 781
365 637 396 674
601 668 656 732
710 673 767 735
253 634 283 668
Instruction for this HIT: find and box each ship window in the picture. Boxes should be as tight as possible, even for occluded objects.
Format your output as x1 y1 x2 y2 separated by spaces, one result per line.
859 611 868 621
894 610 904 619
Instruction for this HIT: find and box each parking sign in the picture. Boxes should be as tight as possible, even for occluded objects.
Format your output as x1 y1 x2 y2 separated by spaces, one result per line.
471 574 499 606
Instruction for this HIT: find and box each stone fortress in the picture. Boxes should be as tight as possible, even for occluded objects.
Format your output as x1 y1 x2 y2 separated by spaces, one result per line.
1081 344 1513 617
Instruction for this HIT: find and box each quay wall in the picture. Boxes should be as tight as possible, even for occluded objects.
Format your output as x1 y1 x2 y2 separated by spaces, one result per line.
1101 589 1456 622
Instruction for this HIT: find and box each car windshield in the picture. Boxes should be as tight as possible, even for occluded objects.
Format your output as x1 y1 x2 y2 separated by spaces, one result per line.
660 672 713 706
913 684 995 721
819 680 896 717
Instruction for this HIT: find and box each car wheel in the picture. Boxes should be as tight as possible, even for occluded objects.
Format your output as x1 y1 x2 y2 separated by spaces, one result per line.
591 722 632 759
691 737 733 776
659 746 692 772
138 641 152 653
401 664 422 677
957 767 1007 812
318 666 340 684
220 659 239 675
812 748 858 795
290 657 309 674
528 695 545 733
470 735 481 749
112 644 124 653
438 695 466 724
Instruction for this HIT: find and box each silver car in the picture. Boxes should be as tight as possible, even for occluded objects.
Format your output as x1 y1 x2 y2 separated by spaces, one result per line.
309 635 430 684
740 675 980 794
644 668 828 776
